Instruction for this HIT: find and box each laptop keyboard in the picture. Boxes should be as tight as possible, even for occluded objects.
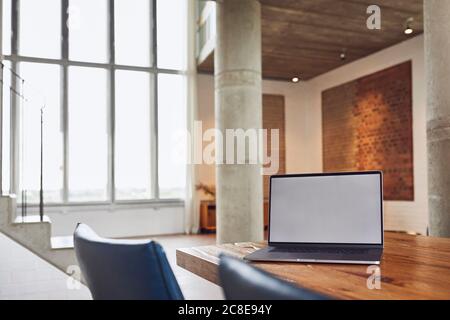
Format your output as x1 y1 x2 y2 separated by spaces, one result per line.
270 247 369 255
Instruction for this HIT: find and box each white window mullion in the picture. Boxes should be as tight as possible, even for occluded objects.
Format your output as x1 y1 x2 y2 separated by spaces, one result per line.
61 0 69 203
10 0 19 197
108 0 115 203
150 0 159 199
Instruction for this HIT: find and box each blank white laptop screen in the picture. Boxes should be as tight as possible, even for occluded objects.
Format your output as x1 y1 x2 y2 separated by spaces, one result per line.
269 173 382 244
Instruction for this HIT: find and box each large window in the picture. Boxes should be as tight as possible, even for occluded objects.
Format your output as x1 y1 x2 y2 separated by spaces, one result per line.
19 62 63 203
68 67 109 202
114 0 151 67
19 0 61 59
69 0 108 63
158 74 186 199
115 70 152 200
1 0 187 204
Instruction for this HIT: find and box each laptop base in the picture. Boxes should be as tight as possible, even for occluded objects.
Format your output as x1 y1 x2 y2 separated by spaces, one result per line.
244 246 382 265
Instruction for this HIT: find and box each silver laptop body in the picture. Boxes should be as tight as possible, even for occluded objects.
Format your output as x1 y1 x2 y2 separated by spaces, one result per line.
245 171 384 265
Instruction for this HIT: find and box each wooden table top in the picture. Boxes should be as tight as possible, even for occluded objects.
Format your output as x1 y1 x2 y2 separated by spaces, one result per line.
176 232 450 300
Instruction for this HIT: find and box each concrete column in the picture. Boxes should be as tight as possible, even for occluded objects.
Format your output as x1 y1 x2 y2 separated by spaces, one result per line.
215 0 263 243
424 0 450 237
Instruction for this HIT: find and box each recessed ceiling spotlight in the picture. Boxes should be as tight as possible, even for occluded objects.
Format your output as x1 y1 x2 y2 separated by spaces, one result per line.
291 77 300 83
404 27 413 35
404 17 414 35
340 48 347 61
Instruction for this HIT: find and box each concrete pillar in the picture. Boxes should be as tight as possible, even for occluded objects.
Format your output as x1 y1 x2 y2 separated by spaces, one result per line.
215 0 263 243
424 0 450 237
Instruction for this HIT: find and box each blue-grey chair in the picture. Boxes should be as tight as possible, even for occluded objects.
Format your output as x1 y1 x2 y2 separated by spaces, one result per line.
73 223 184 300
218 254 330 300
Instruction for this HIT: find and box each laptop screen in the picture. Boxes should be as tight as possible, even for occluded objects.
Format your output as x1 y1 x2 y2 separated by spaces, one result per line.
269 172 383 245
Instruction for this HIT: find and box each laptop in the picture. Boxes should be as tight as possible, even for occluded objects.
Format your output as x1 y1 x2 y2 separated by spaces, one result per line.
245 171 384 265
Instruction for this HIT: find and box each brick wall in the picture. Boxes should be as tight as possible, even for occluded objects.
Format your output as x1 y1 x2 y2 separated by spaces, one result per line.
263 94 286 199
322 61 414 201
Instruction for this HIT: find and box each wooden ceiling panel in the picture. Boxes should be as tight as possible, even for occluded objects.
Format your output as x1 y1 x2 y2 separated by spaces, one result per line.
197 0 423 81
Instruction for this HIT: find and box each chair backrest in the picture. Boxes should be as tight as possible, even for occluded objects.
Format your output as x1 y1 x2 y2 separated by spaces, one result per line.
73 223 184 300
218 254 330 300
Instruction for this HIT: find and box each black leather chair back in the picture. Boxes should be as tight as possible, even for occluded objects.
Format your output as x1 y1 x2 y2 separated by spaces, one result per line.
218 254 330 300
74 223 184 300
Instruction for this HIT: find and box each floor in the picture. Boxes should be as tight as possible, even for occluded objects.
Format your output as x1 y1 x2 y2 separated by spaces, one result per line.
0 232 90 300
153 233 222 300
0 232 222 300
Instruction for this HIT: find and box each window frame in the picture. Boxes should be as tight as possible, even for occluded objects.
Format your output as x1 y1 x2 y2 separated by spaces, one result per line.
1 0 186 207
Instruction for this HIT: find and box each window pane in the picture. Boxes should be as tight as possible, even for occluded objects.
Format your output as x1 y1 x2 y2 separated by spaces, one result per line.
19 0 61 58
19 63 63 203
69 0 108 63
157 0 187 70
68 67 108 201
115 70 151 200
114 0 151 67
2 0 11 55
158 74 186 199
1 61 12 193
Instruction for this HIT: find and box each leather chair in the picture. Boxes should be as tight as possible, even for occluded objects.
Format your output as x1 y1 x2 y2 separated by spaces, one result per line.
73 223 184 300
218 254 330 300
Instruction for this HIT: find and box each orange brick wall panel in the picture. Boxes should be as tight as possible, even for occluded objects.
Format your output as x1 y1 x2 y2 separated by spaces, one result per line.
322 61 414 201
263 94 286 199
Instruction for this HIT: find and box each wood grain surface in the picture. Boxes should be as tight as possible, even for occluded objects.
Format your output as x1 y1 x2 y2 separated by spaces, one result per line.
176 232 450 300
198 0 423 80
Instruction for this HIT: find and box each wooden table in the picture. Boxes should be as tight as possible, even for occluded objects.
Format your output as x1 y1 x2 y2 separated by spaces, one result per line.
176 232 450 299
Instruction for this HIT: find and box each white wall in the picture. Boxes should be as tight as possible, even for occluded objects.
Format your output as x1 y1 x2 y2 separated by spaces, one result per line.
196 74 215 188
197 35 428 234
25 204 185 238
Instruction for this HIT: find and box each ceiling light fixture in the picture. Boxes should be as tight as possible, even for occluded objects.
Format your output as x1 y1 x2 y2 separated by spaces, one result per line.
291 77 300 83
340 48 347 61
404 17 414 35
